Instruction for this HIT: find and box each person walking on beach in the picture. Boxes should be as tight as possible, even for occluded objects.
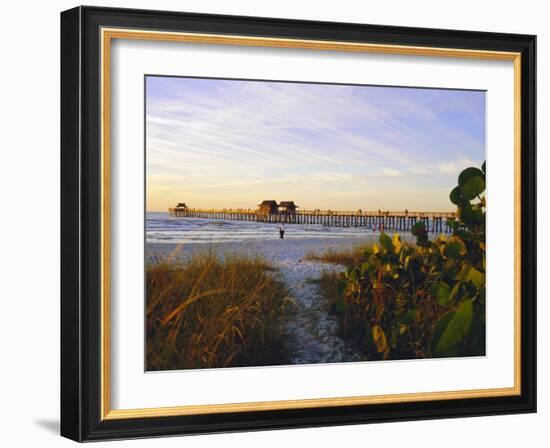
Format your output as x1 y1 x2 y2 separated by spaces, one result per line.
279 224 285 239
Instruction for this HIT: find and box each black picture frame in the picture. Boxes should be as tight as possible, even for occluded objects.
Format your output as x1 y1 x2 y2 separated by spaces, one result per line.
61 5 536 442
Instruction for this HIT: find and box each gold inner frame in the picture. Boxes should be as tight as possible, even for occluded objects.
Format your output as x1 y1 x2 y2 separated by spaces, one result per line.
100 27 522 421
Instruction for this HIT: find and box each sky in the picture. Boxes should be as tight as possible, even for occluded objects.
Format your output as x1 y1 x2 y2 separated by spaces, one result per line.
145 76 485 212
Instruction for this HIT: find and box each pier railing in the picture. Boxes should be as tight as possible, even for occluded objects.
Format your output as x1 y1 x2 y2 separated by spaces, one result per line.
169 208 456 233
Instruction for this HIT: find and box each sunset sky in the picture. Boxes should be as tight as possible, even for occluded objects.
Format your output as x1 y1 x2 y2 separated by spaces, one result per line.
146 76 485 212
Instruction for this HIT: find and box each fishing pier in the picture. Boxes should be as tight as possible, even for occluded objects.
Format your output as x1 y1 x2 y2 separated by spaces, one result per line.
169 201 456 233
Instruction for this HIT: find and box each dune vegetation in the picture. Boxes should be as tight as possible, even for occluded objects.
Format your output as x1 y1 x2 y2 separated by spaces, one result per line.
305 244 372 268
313 162 487 360
146 250 291 370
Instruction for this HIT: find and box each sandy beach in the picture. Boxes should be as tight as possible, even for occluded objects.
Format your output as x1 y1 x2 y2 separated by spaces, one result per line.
147 234 380 262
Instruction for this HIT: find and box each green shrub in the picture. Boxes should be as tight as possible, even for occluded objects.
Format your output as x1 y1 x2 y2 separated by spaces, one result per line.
333 162 486 360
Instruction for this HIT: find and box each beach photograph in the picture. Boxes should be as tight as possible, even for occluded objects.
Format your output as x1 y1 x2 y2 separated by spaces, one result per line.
145 76 486 371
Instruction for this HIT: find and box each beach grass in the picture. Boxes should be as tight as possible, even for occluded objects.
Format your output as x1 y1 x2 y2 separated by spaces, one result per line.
146 249 291 370
305 240 416 269
304 244 372 268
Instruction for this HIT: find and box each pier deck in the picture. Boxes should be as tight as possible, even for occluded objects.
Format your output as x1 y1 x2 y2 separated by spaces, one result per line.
169 208 456 233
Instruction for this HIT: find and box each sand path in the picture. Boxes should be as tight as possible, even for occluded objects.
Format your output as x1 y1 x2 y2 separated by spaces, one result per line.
277 257 362 364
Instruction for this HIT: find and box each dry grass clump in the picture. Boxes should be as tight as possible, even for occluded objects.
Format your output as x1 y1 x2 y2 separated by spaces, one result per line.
304 244 371 268
146 251 291 370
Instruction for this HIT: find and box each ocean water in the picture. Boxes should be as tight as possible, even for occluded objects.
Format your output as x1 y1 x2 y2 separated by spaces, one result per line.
146 212 397 244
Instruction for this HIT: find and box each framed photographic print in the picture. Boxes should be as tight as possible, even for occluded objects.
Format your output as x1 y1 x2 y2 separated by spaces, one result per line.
60 6 536 442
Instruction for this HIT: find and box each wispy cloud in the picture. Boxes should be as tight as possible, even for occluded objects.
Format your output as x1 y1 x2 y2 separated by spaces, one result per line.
382 168 401 177
437 159 477 174
146 77 485 211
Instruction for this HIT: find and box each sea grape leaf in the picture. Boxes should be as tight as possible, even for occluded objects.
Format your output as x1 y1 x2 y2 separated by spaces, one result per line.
363 322 374 350
459 204 484 226
458 264 472 282
430 311 456 355
392 233 402 254
450 186 465 206
444 241 465 259
379 232 394 252
462 176 485 200
430 281 451 306
458 167 484 187
360 262 371 275
467 267 484 288
435 300 473 355
372 325 389 358
446 219 459 230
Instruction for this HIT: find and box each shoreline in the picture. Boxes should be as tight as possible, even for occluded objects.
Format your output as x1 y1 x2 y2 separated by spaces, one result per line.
146 233 415 264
